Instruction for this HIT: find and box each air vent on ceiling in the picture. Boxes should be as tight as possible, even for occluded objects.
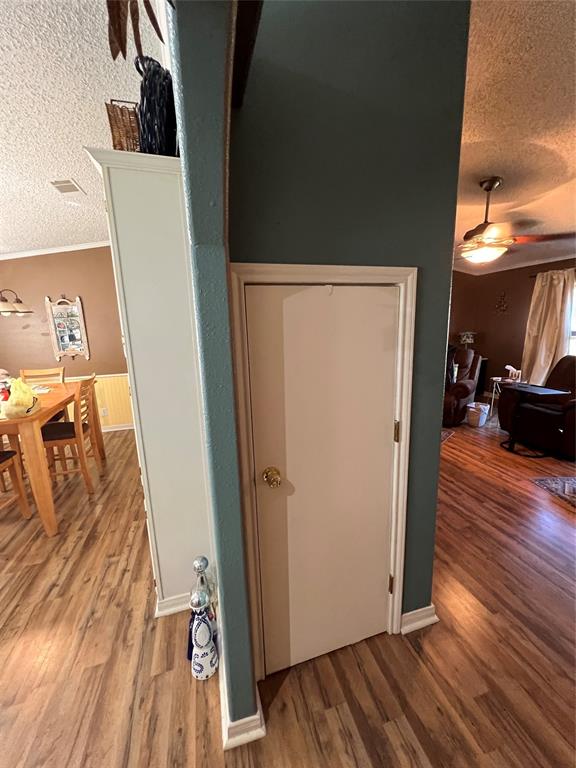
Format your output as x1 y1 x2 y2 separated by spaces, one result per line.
50 179 86 195
50 178 87 206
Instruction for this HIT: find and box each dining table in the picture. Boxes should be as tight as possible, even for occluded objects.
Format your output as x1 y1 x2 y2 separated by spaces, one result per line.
0 382 104 536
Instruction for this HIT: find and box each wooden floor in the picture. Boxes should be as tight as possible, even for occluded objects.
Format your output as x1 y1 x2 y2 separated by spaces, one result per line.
0 426 574 767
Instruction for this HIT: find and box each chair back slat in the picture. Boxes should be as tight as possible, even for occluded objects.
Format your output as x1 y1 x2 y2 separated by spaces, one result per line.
20 367 65 385
73 375 97 435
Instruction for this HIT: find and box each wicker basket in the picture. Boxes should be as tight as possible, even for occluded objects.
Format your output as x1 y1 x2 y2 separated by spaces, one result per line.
105 100 140 152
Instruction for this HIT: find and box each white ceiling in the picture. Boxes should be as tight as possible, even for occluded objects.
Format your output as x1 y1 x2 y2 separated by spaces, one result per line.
454 0 576 274
0 0 161 256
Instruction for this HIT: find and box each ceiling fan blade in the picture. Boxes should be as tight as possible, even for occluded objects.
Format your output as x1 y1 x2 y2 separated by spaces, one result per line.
513 233 576 244
463 221 491 241
507 217 541 230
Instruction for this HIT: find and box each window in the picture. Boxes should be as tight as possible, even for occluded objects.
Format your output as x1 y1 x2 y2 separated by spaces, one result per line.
570 283 576 356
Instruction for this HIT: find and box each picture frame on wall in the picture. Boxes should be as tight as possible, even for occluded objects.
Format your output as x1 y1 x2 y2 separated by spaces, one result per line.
45 295 90 361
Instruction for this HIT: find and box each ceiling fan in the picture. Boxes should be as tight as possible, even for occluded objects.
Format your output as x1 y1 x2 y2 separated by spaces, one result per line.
459 176 575 264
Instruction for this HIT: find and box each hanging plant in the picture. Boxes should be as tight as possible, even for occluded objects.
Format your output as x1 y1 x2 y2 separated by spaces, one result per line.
106 0 175 60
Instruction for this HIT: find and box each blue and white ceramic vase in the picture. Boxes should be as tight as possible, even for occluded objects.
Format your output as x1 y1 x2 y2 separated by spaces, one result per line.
191 608 218 680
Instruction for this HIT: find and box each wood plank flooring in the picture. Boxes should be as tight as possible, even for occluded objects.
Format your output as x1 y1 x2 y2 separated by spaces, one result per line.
0 426 573 767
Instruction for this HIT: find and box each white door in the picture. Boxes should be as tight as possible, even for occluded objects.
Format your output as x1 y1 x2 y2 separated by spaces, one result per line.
245 283 399 674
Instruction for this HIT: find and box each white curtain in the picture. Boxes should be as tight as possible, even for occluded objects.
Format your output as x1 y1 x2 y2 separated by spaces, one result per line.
521 268 575 385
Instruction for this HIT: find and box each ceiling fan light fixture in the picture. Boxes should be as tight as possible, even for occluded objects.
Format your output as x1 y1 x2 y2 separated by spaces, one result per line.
482 223 505 240
459 174 575 258
462 245 508 264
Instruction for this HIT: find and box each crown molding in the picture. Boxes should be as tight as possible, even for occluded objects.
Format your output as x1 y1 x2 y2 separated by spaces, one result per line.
85 147 182 176
0 241 110 262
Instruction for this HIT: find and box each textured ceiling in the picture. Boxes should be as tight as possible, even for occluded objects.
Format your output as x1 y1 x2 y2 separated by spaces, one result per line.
454 0 576 273
0 0 161 255
2 0 574 269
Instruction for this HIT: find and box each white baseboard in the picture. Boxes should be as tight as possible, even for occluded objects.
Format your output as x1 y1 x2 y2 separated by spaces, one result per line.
401 604 439 634
222 687 266 750
101 423 134 433
155 592 190 617
218 629 266 750
169 588 265 750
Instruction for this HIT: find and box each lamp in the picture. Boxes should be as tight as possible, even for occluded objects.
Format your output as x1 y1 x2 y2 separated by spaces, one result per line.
0 289 33 317
462 245 508 264
459 331 475 348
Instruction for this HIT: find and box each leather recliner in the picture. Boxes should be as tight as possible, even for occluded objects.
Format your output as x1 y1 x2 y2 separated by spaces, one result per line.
443 347 482 427
498 355 576 460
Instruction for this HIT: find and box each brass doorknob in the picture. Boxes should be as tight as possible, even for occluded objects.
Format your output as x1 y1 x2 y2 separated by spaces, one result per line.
262 466 282 488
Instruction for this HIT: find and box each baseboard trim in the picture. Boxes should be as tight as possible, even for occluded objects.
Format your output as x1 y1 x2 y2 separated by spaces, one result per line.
159 596 265 748
222 687 266 750
101 424 134 433
155 592 190 618
401 604 439 634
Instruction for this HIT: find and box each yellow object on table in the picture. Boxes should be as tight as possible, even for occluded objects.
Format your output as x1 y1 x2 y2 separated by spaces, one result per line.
1 378 41 419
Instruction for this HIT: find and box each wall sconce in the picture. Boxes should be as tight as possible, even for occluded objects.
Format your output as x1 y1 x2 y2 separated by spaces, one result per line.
458 331 476 348
0 289 34 317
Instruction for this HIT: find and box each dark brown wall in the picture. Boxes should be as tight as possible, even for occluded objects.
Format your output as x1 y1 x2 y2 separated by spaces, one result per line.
0 246 126 377
449 258 575 386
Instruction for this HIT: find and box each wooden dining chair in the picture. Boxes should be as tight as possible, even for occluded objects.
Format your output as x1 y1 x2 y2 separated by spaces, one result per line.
0 450 31 521
19 366 68 474
20 368 67 419
41 375 102 494
20 367 65 385
0 437 11 494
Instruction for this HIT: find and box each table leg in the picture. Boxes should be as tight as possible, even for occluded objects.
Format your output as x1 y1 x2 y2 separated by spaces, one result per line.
489 382 501 420
489 383 496 420
18 421 58 537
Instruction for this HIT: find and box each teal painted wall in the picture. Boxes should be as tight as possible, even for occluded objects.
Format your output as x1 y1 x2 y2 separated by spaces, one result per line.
231 1 470 612
169 1 256 721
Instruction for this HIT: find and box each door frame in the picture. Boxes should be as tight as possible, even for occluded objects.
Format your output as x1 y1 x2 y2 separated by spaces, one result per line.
230 263 417 680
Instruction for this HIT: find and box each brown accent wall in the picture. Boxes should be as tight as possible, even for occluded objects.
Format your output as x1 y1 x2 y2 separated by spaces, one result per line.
449 258 575 386
0 246 127 377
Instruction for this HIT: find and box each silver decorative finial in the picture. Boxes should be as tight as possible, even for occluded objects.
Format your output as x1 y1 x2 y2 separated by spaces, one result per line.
191 555 213 606
193 555 209 575
190 588 210 612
